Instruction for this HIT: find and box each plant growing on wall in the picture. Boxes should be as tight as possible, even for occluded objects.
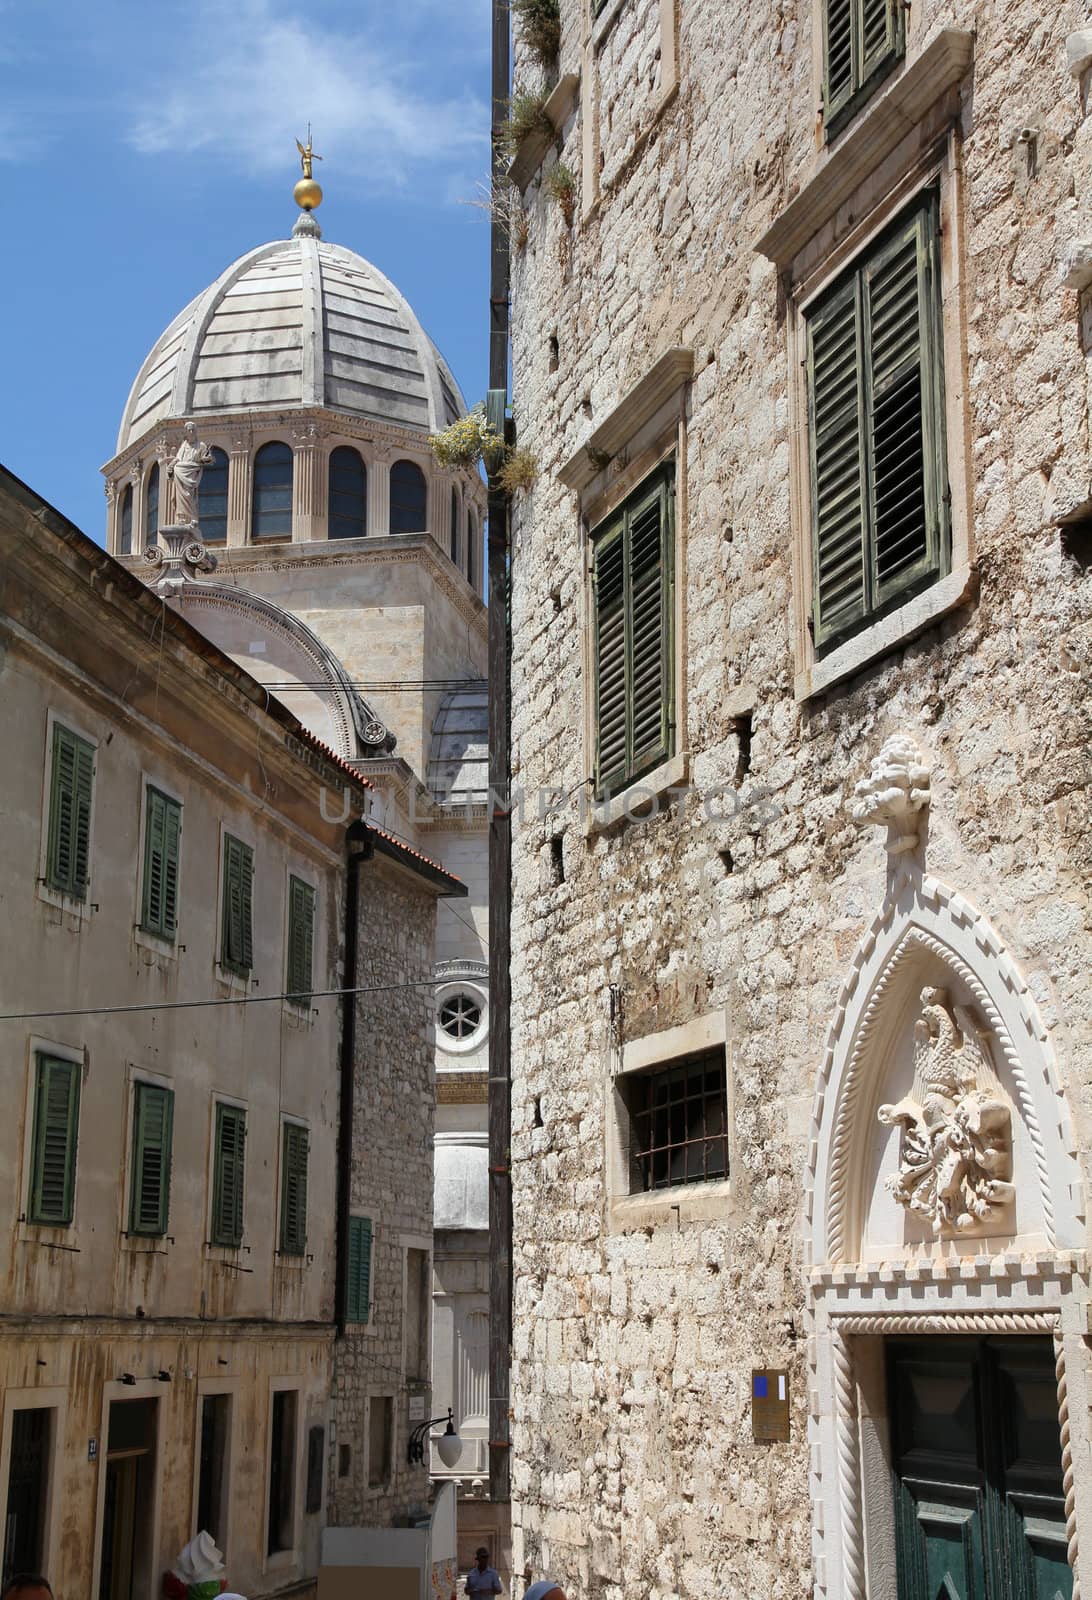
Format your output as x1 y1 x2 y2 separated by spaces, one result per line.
502 85 553 156
495 445 540 496
513 0 561 72
544 161 577 227
428 410 539 498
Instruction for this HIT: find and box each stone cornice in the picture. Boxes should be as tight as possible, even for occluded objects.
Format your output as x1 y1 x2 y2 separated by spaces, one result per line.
558 348 694 492
756 29 974 268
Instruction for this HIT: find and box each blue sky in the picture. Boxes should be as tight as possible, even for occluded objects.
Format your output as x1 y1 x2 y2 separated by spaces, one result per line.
0 0 493 539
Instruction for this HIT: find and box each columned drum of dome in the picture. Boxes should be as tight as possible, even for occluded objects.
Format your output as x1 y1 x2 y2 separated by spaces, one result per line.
252 442 293 539
328 447 367 539
390 460 427 535
199 447 229 542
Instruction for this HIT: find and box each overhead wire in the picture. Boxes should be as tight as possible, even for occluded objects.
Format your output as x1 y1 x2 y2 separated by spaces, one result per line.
0 979 457 1024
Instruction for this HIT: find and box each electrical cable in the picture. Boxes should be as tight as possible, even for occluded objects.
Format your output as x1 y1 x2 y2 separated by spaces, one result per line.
0 979 458 1024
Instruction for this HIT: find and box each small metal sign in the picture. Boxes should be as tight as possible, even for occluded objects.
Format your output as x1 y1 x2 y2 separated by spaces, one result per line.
87 1438 98 1462
751 1369 790 1443
407 1394 426 1423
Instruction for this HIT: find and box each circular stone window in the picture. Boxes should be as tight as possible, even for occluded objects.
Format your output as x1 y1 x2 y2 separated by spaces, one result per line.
435 981 488 1055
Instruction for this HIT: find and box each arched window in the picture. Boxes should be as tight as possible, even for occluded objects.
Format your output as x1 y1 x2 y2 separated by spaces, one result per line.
252 441 293 540
145 464 160 543
199 447 229 542
119 484 133 555
466 508 476 589
328 447 367 540
449 488 459 563
390 459 427 535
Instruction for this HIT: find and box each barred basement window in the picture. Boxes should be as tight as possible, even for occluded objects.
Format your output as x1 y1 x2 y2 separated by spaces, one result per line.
822 0 904 139
211 1102 246 1248
28 1054 81 1226
129 1082 174 1237
220 835 254 977
622 1047 728 1193
141 787 181 941
279 1122 309 1257
805 189 948 653
45 723 94 900
591 465 675 797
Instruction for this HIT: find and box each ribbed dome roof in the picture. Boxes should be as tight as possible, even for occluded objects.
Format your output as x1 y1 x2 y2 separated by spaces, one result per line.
118 235 465 452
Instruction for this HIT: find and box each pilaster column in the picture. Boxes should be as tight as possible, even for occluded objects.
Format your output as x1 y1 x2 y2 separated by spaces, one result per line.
292 423 322 540
104 479 117 552
227 436 251 547
371 446 392 536
128 461 144 552
155 440 176 529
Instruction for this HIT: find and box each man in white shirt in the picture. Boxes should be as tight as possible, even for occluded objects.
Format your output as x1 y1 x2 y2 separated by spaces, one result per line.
466 1549 503 1597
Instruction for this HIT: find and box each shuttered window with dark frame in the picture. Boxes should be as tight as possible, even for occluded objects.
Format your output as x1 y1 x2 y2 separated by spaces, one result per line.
28 1055 80 1226
346 1214 373 1323
141 787 181 941
805 190 948 653
45 723 94 900
823 0 903 139
591 467 674 798
211 1102 246 1248
286 876 315 1006
220 835 254 977
129 1082 174 1237
279 1122 309 1257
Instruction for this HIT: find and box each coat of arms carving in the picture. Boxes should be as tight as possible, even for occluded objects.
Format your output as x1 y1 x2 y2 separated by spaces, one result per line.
878 986 1014 1236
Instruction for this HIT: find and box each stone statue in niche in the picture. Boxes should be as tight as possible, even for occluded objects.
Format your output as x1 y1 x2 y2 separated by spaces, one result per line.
852 733 930 854
168 422 214 529
878 986 1014 1236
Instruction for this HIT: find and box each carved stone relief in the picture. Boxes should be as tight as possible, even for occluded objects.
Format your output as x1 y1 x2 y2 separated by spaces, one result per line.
878 986 1014 1236
851 732 930 854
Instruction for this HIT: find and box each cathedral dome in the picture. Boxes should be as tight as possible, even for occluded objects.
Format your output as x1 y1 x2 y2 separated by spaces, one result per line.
117 234 465 453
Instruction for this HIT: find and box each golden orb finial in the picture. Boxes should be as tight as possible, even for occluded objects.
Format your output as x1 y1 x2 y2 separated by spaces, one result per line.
294 126 323 212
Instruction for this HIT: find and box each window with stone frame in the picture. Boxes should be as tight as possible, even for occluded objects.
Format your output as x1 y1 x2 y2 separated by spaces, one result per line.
805 186 948 653
619 1046 729 1194
822 0 904 140
590 463 675 797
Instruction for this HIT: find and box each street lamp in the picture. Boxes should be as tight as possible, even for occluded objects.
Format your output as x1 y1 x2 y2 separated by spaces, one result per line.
407 1407 462 1468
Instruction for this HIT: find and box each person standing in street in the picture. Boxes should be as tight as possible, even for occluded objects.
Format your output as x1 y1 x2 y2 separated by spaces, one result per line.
466 1548 503 1597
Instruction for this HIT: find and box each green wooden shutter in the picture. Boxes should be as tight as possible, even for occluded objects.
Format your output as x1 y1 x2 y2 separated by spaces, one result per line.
347 1214 373 1323
212 1103 246 1246
29 1055 80 1225
864 196 945 609
823 0 855 127
221 836 254 976
808 276 868 647
279 1123 309 1255
592 518 628 794
286 877 315 1005
824 0 903 138
627 477 673 779
130 1082 174 1236
46 725 94 899
141 789 181 939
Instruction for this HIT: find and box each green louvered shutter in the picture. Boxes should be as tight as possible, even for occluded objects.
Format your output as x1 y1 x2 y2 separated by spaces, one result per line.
221 835 254 976
824 0 903 138
280 1123 309 1256
29 1056 80 1225
141 788 181 939
212 1103 246 1246
865 195 945 609
46 725 94 899
627 477 673 780
347 1214 373 1323
130 1082 174 1236
286 877 315 1006
592 519 628 794
808 275 868 647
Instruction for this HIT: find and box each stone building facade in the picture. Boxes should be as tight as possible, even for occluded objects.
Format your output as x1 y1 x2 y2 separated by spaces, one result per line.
0 465 459 1597
503 2 1092 1597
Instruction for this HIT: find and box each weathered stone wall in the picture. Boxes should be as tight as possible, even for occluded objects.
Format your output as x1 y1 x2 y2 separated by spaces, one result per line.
330 855 440 1527
506 2 1092 1597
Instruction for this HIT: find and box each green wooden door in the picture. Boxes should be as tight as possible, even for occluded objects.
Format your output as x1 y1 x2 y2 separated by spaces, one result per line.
889 1338 1072 1600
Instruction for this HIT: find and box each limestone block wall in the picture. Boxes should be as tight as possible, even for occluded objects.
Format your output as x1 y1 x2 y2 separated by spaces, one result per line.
506 2 1092 1597
330 857 440 1527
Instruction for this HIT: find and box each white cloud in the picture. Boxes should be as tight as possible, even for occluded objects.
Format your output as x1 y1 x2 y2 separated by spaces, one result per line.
127 0 489 192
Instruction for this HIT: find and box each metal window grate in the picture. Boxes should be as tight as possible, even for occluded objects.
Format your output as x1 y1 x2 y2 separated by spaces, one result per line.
626 1048 729 1192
